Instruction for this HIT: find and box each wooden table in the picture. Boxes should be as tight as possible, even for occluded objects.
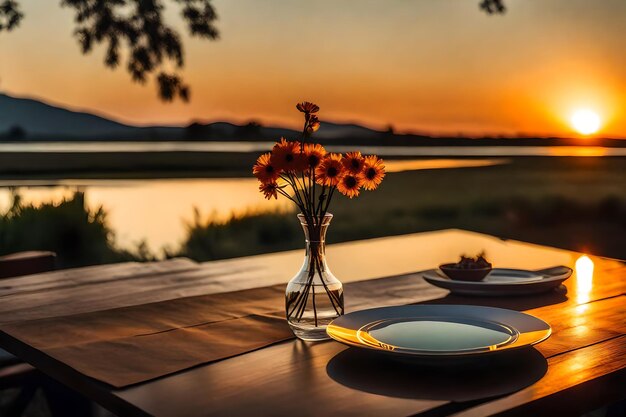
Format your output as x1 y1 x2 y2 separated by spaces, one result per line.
0 229 624 416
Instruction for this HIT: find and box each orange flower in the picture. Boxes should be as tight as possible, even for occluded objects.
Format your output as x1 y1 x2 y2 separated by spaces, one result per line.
270 138 305 172
296 101 320 114
303 143 327 169
259 181 279 200
253 153 280 182
337 173 364 199
361 155 386 190
342 151 365 174
306 114 321 133
315 153 344 186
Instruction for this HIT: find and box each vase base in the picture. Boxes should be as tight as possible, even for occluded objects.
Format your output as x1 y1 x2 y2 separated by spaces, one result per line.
290 325 332 342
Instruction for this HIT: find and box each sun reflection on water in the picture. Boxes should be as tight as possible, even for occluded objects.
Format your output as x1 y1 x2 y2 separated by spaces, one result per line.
575 255 594 304
548 146 608 157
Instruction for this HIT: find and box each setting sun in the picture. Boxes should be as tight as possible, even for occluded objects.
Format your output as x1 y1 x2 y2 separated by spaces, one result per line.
571 109 601 135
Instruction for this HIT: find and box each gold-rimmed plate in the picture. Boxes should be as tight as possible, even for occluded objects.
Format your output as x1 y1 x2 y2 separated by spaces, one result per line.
327 305 550 358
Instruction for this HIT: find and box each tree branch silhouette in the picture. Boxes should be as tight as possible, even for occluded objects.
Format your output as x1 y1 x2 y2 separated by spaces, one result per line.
1 1 503 102
1 0 218 102
479 0 506 14
61 0 218 102
0 1 23 31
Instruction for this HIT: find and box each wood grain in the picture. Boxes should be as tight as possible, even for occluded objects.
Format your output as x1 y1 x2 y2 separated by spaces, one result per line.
117 301 626 417
451 336 626 417
0 229 623 324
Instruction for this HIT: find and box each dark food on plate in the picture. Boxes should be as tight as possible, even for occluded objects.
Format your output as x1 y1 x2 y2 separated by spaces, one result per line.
439 253 493 281
453 253 492 269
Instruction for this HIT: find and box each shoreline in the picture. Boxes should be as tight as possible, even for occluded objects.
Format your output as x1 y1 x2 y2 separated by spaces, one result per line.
0 149 624 179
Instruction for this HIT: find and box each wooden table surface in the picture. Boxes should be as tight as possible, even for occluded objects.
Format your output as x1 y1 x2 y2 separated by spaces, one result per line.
0 229 624 417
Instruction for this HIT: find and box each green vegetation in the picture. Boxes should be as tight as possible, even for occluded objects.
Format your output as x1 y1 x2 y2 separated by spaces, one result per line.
178 194 626 261
179 157 626 261
0 157 624 267
179 209 301 261
0 192 146 268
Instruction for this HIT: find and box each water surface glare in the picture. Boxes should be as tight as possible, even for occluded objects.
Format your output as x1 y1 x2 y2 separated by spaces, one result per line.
0 178 288 252
0 158 501 252
0 142 624 157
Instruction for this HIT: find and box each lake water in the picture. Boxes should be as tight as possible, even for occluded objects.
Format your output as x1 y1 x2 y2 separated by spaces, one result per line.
1 142 625 157
1 142 623 254
0 178 289 253
0 158 507 253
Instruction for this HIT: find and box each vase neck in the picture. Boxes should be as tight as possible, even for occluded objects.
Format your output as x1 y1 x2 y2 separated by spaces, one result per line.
298 213 332 272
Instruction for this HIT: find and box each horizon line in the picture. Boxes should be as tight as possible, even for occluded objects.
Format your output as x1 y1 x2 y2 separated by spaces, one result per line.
2 91 625 141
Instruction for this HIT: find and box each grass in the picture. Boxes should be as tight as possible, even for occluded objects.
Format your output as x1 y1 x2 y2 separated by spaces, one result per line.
0 157 623 266
0 192 146 268
178 157 626 261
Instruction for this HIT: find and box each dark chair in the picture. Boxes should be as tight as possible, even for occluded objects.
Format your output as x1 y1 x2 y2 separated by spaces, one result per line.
0 251 57 279
0 251 56 416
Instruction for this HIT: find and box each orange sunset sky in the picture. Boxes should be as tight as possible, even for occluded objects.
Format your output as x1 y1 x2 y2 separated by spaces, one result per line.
2 0 626 137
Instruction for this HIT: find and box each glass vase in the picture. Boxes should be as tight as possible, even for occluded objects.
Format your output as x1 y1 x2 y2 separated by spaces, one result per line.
285 213 344 341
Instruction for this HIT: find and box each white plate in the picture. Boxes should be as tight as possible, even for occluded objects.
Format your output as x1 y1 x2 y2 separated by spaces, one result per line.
423 266 572 296
327 305 551 358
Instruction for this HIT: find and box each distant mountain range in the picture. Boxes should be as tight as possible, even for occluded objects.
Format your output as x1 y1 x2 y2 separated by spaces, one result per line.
0 93 136 137
0 93 383 142
1 92 624 147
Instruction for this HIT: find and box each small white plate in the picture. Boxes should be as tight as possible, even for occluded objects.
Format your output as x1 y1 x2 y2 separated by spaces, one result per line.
327 305 550 358
424 266 572 296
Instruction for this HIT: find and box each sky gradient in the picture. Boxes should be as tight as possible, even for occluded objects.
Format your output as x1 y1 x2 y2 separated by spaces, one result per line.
2 0 626 137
